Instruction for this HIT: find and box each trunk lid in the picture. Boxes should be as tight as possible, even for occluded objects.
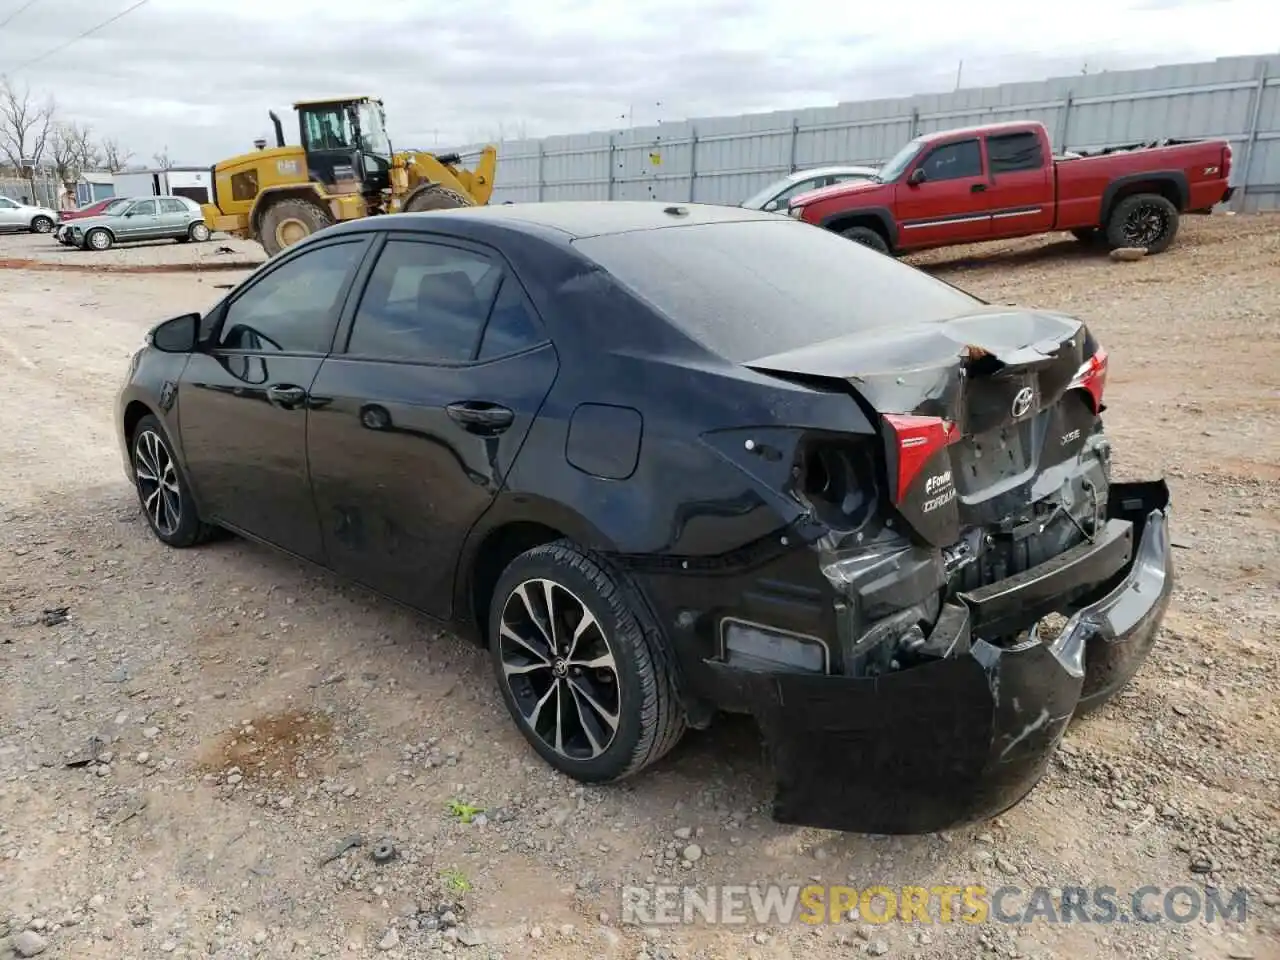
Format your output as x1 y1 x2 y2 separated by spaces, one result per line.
745 308 1104 545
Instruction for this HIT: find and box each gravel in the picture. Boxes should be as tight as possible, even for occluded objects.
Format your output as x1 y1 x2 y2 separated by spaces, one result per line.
1 215 1277 958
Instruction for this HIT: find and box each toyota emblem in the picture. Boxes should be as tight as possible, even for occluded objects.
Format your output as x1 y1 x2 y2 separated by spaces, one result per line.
1011 387 1034 419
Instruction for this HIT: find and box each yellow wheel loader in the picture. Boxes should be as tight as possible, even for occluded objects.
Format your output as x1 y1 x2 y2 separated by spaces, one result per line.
200 96 497 256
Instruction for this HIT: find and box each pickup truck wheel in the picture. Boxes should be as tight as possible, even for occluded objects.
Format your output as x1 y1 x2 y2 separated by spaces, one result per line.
840 225 890 255
1106 194 1179 254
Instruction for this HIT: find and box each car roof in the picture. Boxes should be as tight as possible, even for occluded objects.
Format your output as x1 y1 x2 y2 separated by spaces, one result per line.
324 200 787 242
785 165 878 180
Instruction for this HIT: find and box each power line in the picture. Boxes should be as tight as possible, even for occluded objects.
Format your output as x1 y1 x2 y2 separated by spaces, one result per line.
10 0 149 72
0 0 43 31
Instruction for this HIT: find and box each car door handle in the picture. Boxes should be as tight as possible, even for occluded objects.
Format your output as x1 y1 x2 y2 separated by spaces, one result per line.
971 183 987 193
266 384 308 407
446 401 514 433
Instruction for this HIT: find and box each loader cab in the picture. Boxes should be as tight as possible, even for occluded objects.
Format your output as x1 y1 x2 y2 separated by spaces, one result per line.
294 96 392 197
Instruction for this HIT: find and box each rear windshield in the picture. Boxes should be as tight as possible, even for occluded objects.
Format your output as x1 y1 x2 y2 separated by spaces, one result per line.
573 219 983 362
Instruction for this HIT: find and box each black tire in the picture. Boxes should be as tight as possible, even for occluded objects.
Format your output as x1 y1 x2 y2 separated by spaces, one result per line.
84 227 113 251
30 215 53 234
489 540 686 783
839 224 890 255
188 221 211 243
129 414 217 548
1105 193 1179 254
402 184 474 213
259 198 333 257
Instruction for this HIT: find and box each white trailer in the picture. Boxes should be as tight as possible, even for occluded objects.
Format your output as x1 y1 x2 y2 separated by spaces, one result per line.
110 167 211 205
111 170 158 200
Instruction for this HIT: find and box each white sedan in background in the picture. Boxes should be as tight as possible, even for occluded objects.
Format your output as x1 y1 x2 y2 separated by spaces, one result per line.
739 165 879 213
0 195 57 234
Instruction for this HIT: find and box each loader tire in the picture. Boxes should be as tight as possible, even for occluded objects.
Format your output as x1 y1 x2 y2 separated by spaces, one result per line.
403 184 475 213
259 198 333 257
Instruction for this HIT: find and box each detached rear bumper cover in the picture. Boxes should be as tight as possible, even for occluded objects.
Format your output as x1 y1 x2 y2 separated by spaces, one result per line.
708 480 1173 835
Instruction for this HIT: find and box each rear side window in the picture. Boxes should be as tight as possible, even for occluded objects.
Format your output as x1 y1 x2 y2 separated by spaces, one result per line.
159 198 188 214
987 132 1043 173
574 219 982 363
347 238 502 362
919 140 982 181
477 278 546 361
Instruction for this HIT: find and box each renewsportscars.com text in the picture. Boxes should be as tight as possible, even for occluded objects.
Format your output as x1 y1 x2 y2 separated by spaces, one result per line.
621 884 1249 926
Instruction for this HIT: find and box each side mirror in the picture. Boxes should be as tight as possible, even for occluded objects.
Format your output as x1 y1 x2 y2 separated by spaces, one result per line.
148 313 200 353
908 168 927 186
763 198 781 212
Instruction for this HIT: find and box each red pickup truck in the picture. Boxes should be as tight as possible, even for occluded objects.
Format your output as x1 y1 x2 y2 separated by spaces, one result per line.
787 120 1233 256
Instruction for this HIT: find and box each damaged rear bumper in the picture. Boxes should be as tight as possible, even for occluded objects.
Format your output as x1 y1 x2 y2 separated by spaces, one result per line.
705 480 1173 834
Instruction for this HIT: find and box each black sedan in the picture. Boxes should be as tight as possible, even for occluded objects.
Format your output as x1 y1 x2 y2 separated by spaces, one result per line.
115 201 1173 834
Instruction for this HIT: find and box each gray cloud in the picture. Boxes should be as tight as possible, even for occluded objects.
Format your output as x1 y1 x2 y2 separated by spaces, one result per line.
0 0 1266 166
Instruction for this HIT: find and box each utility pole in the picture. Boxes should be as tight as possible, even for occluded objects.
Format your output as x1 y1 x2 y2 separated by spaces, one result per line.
955 60 963 91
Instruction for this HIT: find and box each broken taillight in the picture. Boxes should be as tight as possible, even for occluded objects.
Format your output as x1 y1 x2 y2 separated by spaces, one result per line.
882 414 958 502
1069 346 1108 413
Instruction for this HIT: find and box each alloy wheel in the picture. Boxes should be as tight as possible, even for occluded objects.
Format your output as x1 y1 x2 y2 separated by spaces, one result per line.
1121 202 1168 247
89 230 110 250
498 578 621 761
133 429 182 537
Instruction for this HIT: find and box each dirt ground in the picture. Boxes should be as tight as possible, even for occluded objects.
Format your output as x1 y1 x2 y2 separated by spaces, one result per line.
1 215 1277 960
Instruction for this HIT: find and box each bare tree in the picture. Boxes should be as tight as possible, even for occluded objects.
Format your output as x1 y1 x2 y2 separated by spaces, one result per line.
151 145 173 170
50 122 102 185
101 136 133 172
0 75 56 171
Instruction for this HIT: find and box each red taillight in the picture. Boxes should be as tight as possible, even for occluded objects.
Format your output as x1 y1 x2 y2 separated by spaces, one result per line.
1069 347 1108 413
883 414 958 502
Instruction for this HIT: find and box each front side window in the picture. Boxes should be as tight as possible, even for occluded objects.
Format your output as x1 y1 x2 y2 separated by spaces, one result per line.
772 177 825 207
918 140 983 181
0 198 17 209
218 240 367 353
347 239 502 362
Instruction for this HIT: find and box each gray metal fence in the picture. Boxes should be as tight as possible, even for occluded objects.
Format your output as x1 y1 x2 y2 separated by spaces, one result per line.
0 174 60 209
452 53 1280 212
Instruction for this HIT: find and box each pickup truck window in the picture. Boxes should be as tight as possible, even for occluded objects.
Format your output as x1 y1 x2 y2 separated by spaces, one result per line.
919 140 982 181
987 132 1043 173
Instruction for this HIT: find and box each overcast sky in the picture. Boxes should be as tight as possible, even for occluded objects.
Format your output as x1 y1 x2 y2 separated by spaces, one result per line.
0 0 1273 165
